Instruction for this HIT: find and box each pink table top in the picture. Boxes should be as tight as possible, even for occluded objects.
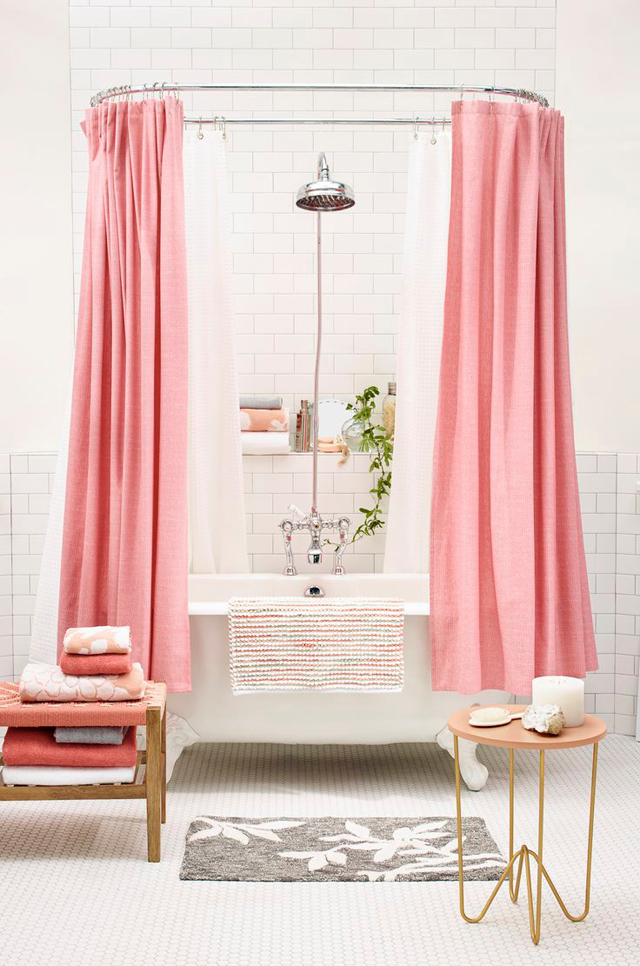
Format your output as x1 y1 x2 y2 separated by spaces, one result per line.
0 681 166 728
448 704 606 750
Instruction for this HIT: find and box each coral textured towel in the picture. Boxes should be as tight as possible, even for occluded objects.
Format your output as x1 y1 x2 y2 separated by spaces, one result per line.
19 663 145 703
2 726 136 768
239 408 289 432
63 625 131 655
60 652 132 676
430 101 597 694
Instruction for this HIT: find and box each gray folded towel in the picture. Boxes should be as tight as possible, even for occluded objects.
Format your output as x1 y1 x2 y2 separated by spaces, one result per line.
54 726 129 745
240 395 283 410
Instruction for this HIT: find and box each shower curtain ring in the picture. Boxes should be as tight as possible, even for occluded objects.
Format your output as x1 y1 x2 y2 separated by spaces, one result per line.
460 83 465 101
413 116 419 140
197 116 204 140
160 81 167 100
430 116 437 145
220 116 227 140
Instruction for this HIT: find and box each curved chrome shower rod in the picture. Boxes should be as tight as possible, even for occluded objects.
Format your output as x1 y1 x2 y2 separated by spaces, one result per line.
90 82 549 111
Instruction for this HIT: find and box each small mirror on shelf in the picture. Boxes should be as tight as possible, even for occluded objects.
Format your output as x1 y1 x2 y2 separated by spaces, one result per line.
311 398 350 441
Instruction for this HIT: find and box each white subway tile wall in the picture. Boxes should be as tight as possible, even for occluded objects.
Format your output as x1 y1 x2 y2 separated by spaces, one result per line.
68 0 557 551
2 450 639 735
614 454 640 736
5 454 56 681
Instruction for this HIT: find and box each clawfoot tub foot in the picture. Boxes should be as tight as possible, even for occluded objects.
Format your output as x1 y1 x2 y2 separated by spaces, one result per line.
436 726 489 791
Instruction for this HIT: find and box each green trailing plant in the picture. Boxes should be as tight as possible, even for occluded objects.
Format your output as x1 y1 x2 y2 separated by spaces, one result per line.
327 385 393 547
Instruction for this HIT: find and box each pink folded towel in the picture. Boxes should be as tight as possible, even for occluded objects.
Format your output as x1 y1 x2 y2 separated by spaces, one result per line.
19 663 146 703
60 652 132 676
240 408 289 432
2 726 136 768
63 625 132 655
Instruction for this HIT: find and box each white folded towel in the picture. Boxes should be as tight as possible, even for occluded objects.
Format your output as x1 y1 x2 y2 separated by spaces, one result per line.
1 764 136 786
241 432 291 456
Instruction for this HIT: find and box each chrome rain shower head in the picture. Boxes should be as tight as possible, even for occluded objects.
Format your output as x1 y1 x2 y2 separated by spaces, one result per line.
295 152 355 212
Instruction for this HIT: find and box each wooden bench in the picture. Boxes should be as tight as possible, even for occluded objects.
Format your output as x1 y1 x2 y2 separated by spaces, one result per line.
0 681 167 862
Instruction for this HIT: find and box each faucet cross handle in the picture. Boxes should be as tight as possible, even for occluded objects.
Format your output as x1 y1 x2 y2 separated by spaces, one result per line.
333 517 350 575
279 518 297 576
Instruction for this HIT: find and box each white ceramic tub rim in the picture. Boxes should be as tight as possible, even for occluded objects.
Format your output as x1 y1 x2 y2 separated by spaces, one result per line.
188 572 429 616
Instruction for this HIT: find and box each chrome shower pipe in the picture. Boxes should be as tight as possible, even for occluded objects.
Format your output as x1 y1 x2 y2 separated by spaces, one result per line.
311 151 327 512
312 207 321 514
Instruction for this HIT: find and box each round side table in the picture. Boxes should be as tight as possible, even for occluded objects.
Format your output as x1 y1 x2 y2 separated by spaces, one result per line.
447 704 606 945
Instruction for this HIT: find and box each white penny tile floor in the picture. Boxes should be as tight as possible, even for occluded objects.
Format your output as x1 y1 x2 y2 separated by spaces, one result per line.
1 736 639 966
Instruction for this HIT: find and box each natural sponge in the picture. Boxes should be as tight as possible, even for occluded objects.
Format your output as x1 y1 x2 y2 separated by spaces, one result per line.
522 703 565 736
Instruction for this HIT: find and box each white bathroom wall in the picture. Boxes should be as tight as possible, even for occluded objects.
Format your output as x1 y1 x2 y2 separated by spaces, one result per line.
556 0 640 454
66 0 557 569
0 0 75 452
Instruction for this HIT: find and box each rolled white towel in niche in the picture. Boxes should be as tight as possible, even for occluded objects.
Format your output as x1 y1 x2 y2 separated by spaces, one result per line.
241 432 291 456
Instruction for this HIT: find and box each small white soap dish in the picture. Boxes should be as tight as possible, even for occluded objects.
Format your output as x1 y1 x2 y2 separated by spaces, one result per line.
468 707 524 728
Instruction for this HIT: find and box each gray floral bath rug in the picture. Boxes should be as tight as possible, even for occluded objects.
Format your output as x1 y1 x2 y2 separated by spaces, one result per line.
180 816 506 882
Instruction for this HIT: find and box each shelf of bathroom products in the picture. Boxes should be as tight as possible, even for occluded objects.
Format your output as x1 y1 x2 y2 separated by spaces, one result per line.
188 601 428 617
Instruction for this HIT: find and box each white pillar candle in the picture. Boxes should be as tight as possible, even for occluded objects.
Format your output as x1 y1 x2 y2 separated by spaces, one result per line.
531 676 585 727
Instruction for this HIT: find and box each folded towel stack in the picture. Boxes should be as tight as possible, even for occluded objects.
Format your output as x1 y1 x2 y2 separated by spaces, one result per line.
240 395 291 456
2 726 137 768
3 626 144 786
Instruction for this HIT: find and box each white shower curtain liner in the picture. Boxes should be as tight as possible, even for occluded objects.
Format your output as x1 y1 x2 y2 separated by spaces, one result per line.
384 130 451 574
184 128 248 574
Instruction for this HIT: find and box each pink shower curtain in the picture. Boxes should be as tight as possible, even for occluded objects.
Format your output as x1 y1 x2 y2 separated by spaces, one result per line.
430 101 597 695
58 99 190 691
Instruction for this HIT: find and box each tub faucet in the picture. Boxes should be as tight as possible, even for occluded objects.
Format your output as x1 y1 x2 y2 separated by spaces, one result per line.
279 509 350 576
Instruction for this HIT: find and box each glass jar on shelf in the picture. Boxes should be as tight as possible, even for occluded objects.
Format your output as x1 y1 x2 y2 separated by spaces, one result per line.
341 415 364 454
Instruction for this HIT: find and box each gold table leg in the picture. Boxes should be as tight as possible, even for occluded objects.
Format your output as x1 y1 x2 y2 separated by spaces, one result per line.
454 736 599 945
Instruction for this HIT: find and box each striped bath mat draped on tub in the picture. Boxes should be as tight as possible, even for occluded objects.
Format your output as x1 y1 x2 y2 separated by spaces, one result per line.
228 598 404 693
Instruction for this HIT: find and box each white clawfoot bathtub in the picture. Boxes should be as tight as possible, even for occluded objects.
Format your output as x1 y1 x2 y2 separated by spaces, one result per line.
168 573 510 790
